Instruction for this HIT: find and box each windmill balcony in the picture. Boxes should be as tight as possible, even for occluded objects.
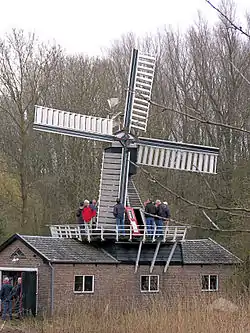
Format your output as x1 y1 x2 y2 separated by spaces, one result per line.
49 223 188 243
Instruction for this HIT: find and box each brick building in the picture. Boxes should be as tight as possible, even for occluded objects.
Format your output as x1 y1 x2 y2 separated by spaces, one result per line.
0 233 241 315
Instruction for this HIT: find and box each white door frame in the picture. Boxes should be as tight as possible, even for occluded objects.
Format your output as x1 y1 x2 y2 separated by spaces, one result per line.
0 267 38 315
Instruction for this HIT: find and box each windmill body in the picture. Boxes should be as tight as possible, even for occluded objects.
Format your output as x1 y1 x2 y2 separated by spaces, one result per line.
33 48 219 239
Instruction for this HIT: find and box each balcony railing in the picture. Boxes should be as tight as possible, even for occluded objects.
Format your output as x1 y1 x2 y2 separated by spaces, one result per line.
49 223 188 243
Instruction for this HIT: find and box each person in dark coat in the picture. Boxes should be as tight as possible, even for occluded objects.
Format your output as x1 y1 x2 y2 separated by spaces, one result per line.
145 199 157 236
155 199 163 235
0 277 13 320
113 198 125 235
76 202 84 224
161 201 171 223
12 277 22 319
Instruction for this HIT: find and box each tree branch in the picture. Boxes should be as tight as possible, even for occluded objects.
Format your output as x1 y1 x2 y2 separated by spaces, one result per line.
205 0 250 39
149 99 250 135
130 161 250 214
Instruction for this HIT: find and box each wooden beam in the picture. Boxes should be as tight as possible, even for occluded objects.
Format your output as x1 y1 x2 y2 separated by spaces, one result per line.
134 241 143 273
150 241 161 273
164 242 177 273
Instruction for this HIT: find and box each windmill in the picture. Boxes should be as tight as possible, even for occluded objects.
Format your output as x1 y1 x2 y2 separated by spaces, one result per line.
33 48 219 233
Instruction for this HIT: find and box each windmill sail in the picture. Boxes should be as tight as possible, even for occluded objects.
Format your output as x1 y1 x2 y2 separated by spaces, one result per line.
137 138 219 174
126 51 156 132
34 105 114 142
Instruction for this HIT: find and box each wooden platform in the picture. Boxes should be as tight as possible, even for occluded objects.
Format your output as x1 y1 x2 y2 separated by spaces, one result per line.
49 224 188 243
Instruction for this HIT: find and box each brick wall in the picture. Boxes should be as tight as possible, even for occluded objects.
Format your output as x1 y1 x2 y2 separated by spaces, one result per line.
0 239 51 314
0 240 236 315
52 263 235 311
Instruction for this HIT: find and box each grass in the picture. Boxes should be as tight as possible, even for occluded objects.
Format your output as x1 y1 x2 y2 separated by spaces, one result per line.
16 296 250 333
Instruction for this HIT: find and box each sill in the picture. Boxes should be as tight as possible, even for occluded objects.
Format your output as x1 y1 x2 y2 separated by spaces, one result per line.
74 291 94 294
201 289 218 292
140 290 159 293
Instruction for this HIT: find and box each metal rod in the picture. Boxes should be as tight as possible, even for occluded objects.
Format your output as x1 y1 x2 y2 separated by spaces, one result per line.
134 241 143 273
150 241 161 273
164 242 177 273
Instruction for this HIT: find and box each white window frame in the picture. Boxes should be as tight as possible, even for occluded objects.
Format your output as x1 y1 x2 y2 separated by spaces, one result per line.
201 274 218 292
73 275 94 294
140 275 159 293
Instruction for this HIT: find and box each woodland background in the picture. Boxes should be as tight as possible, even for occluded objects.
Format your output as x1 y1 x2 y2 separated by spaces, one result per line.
0 2 249 266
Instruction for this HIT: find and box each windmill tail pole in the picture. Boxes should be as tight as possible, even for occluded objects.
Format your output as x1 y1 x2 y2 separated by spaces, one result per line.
119 49 138 206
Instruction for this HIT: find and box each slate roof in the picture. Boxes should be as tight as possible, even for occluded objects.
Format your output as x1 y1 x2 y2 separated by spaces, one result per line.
101 239 241 265
0 234 241 265
16 235 117 263
101 242 182 264
181 239 241 264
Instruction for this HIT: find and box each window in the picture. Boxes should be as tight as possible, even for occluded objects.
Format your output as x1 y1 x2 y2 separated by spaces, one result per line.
74 275 94 293
10 248 25 259
202 275 218 291
140 275 159 292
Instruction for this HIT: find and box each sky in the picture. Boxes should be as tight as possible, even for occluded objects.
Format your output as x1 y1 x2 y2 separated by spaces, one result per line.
0 0 249 56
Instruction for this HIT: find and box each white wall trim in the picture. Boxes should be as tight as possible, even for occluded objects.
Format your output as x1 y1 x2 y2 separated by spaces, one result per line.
0 267 38 272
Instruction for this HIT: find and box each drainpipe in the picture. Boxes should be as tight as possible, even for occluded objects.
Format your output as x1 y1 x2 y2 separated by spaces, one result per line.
48 262 54 316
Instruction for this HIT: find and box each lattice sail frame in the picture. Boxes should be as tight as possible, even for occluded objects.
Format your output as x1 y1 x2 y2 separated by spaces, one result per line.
129 51 156 132
137 145 218 174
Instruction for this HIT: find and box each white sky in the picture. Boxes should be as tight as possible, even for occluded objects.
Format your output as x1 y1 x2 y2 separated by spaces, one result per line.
0 0 249 56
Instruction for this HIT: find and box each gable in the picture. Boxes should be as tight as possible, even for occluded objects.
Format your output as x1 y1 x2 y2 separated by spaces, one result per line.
0 238 46 268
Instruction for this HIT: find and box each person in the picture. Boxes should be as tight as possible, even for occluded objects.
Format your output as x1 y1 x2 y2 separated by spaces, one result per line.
162 201 171 223
113 198 125 235
81 200 94 231
90 199 97 227
0 277 13 320
155 199 163 236
145 199 157 236
76 202 84 224
11 277 22 319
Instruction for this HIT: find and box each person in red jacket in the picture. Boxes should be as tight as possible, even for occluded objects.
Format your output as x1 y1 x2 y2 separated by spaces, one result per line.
81 200 94 231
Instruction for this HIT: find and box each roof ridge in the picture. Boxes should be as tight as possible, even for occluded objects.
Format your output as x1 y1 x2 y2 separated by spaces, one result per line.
20 235 53 239
18 235 51 261
99 247 119 262
208 238 242 262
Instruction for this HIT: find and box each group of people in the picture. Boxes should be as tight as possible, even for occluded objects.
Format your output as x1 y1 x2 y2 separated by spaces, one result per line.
112 198 171 236
76 199 97 230
0 277 22 320
76 197 170 237
144 199 171 236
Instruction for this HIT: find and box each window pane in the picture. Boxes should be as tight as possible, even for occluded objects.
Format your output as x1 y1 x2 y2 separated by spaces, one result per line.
84 276 93 292
210 275 218 290
74 276 83 292
141 276 149 291
150 276 158 291
202 275 209 290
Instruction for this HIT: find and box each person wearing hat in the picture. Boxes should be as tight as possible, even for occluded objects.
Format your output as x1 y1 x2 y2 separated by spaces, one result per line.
161 201 171 225
0 277 13 320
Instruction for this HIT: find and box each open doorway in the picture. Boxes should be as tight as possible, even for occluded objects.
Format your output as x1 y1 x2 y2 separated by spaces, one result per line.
1 269 37 317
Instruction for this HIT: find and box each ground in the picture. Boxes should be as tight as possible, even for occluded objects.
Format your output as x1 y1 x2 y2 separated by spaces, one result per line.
0 321 37 333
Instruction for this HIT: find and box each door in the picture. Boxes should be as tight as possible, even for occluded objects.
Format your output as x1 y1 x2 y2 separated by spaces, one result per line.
21 271 37 316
